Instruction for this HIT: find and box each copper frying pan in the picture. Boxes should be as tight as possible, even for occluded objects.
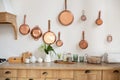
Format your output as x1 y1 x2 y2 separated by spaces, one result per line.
95 11 103 25
31 26 42 41
43 20 56 44
58 0 74 26
19 15 30 35
79 31 88 49
56 32 63 47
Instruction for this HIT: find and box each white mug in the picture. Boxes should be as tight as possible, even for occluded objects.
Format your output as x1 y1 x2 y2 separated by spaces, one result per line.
25 58 30 64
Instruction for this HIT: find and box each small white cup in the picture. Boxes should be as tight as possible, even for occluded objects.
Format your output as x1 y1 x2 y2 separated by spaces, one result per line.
25 58 30 64
37 57 43 63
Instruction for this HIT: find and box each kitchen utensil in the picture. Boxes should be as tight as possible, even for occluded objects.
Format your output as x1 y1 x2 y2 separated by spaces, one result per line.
95 11 103 25
56 32 63 47
31 25 42 40
58 0 74 26
19 15 30 35
81 10 87 21
43 20 56 44
79 31 88 49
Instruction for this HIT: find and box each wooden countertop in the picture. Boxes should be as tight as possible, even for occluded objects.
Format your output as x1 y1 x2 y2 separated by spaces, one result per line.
0 62 120 70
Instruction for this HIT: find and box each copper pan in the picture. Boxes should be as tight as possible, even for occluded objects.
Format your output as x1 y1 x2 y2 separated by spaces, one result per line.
19 15 30 35
31 25 42 40
43 20 56 44
56 32 63 47
95 11 103 25
58 0 74 26
79 31 88 49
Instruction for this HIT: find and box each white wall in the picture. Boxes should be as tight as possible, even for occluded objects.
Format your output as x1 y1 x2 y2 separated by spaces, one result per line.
0 0 120 58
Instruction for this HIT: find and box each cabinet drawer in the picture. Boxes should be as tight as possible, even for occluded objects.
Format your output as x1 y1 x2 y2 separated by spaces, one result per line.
74 70 101 80
3 69 17 77
0 77 17 80
58 70 73 79
0 70 3 77
18 78 41 80
27 70 41 78
41 70 58 78
103 70 120 80
18 70 27 78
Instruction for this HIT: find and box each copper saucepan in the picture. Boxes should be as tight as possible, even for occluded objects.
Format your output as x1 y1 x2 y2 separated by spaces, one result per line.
58 0 74 26
43 20 56 44
95 11 103 25
79 31 88 49
19 15 30 35
56 32 63 47
31 25 42 40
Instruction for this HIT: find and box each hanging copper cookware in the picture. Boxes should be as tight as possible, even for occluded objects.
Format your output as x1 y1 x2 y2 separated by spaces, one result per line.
79 31 88 49
31 25 42 40
56 32 63 47
19 15 30 35
81 10 87 21
43 20 56 44
95 11 103 25
58 0 74 26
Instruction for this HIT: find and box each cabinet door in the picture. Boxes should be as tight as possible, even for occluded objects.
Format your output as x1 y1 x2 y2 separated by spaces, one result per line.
74 70 101 80
103 70 120 80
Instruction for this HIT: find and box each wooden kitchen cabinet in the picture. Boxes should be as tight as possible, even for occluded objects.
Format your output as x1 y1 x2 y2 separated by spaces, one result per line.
103 70 120 80
74 70 102 80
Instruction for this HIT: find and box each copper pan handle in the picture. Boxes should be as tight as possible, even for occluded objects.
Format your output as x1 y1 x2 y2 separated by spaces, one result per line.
58 32 61 40
98 11 101 19
48 20 51 32
82 31 85 40
24 14 26 24
65 0 67 10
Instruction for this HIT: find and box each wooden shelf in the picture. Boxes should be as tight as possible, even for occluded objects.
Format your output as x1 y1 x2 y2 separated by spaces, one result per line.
0 12 17 40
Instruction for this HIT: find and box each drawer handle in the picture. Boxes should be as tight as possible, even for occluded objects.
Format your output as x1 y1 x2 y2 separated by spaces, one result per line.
29 79 33 80
85 70 91 73
58 79 62 80
42 72 48 76
5 71 11 74
42 72 48 80
113 70 119 73
5 78 10 80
